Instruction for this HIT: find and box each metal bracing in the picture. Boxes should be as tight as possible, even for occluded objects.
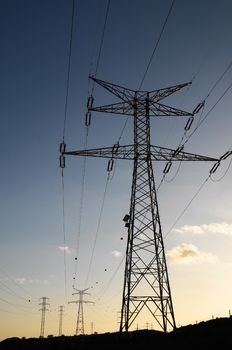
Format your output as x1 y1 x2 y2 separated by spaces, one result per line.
61 76 220 333
64 144 218 162
39 297 49 338
68 288 93 335
119 93 176 332
58 305 64 336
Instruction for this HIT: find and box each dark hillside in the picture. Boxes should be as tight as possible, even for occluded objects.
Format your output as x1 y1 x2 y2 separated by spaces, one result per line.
1 317 232 349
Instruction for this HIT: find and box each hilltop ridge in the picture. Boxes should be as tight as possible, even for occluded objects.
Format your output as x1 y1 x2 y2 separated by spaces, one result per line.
1 316 232 349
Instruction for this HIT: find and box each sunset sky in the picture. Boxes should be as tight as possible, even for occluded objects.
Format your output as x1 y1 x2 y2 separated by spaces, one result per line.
1 0 232 340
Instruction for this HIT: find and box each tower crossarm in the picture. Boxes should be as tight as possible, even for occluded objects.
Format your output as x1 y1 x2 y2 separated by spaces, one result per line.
149 81 192 102
64 145 135 160
150 145 219 162
68 300 94 305
63 144 219 162
90 100 193 117
90 76 136 103
149 101 193 117
89 77 193 117
90 76 192 104
90 101 134 116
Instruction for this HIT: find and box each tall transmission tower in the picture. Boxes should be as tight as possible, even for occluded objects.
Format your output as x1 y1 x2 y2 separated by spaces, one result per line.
39 297 49 338
60 76 221 332
68 287 94 335
58 305 64 336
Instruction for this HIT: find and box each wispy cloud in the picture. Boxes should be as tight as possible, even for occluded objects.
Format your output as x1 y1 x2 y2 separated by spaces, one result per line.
174 222 232 236
58 245 72 254
110 250 122 258
167 243 217 264
15 277 46 285
15 277 27 285
175 225 203 235
28 278 39 284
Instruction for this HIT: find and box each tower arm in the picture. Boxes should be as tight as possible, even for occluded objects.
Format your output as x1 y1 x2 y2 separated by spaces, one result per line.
149 82 192 102
82 301 94 304
149 101 193 117
90 101 134 115
150 145 219 161
68 300 94 304
90 76 135 102
90 101 193 117
63 145 135 160
63 145 219 162
90 76 192 104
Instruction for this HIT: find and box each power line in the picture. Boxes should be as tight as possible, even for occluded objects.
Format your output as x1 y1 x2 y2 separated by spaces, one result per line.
84 173 110 288
73 130 88 288
91 0 111 94
60 0 76 300
62 0 76 141
183 80 232 146
164 175 210 240
158 63 232 190
94 0 110 78
210 155 232 182
164 161 182 183
116 0 176 145
139 0 176 90
0 280 29 301
0 296 35 313
204 59 232 100
0 268 38 300
61 172 68 301
96 254 125 301
163 150 232 239
72 0 111 287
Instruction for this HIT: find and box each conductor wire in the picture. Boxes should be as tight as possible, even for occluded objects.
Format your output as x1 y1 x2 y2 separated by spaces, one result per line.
62 0 76 141
90 0 111 95
84 173 111 288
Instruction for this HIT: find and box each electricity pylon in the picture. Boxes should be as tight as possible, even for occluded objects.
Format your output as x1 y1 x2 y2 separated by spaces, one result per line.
58 305 64 336
60 76 221 332
68 287 94 335
39 297 49 338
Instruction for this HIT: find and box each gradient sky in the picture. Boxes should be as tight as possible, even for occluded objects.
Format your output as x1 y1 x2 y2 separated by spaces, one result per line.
1 0 232 340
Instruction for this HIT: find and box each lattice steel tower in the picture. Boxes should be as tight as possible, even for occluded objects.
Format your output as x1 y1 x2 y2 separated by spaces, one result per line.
60 76 219 332
68 287 94 335
39 297 49 338
58 305 64 336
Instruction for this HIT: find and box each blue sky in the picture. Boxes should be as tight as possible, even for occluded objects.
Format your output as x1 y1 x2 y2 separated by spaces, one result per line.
1 0 232 339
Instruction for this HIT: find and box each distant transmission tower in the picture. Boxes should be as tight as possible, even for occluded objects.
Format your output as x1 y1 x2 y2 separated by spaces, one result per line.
58 305 64 336
39 297 49 338
60 76 221 332
68 287 94 335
